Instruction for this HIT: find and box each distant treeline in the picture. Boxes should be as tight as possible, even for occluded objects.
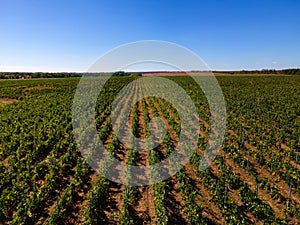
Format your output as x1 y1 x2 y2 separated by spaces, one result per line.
0 69 299 79
0 72 81 79
215 69 300 75
0 71 140 79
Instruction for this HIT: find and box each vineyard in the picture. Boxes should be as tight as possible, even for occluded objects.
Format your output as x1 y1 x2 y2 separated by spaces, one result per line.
0 74 299 224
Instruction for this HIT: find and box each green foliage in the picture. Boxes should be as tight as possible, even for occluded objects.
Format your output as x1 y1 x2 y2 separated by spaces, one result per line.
0 75 299 224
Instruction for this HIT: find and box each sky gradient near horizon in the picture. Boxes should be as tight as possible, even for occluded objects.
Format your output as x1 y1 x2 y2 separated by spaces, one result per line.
1 0 300 72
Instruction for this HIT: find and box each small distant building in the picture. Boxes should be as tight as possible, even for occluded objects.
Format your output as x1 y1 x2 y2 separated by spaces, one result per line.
19 75 32 79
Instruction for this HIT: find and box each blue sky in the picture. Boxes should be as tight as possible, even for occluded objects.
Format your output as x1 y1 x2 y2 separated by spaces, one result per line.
0 0 299 72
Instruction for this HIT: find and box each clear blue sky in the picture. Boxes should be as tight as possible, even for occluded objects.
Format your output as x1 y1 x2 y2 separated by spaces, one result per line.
1 0 300 72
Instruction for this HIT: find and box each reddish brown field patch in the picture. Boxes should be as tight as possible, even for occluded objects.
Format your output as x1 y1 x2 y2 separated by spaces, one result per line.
0 98 19 105
142 71 212 76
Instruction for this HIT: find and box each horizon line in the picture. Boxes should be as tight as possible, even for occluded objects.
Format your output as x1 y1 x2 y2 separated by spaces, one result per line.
0 68 299 73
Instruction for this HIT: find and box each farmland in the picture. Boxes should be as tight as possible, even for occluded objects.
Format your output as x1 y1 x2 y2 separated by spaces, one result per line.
0 74 299 224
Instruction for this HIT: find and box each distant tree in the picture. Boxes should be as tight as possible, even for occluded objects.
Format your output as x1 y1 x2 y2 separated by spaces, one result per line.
112 71 127 76
130 72 142 77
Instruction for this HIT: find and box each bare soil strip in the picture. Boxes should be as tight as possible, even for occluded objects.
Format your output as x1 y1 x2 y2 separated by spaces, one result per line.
130 80 156 224
0 98 19 104
133 186 156 225
134 97 148 165
105 183 124 224
103 94 138 223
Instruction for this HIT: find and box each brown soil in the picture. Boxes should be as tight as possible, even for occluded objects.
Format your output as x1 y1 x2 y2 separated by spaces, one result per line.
174 110 298 222
226 130 300 223
0 98 19 104
134 97 148 166
143 95 189 223
128 81 156 224
105 183 124 223
101 128 127 223
194 126 262 222
146 96 198 224
208 161 259 222
76 173 99 224
185 163 226 224
78 90 133 224
149 97 179 144
133 186 156 225
228 131 300 204
165 177 189 224
102 80 155 224
158 98 208 139
225 154 286 219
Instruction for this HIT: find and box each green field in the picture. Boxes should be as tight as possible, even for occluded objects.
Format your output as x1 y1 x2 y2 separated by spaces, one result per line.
0 75 299 224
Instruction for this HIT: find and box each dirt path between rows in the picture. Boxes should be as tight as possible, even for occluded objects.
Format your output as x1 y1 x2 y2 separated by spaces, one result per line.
144 96 189 224
0 98 19 104
228 130 300 206
130 80 156 224
185 163 226 224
